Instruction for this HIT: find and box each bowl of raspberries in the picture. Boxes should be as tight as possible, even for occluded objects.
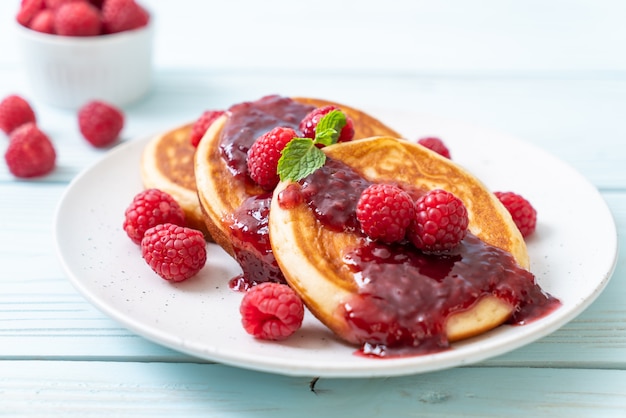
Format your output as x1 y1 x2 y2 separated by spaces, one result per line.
15 0 153 108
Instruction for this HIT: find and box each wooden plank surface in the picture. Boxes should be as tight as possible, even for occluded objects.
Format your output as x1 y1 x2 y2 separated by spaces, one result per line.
3 362 626 417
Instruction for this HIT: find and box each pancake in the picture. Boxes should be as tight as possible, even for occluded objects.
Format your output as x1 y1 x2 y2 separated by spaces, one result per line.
269 136 533 354
194 95 402 258
141 123 210 237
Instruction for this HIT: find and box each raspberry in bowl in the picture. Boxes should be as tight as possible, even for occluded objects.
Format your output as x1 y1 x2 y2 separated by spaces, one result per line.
14 0 153 109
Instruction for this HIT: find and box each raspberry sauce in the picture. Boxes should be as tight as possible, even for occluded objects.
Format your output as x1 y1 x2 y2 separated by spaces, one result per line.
220 95 315 180
219 96 314 289
299 158 371 232
226 193 285 290
297 158 561 357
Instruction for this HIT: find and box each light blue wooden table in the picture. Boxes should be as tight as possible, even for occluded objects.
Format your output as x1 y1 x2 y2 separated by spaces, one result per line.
1 1 625 416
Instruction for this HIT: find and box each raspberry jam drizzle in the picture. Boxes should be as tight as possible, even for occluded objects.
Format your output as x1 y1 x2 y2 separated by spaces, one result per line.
296 158 561 358
219 96 314 289
227 193 286 291
220 95 315 181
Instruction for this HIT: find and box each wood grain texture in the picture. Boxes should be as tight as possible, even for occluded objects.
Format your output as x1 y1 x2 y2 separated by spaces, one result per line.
2 362 626 417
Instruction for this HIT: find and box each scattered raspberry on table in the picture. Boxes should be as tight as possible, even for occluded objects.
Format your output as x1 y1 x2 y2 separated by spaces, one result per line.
78 100 124 148
0 94 37 135
4 122 56 178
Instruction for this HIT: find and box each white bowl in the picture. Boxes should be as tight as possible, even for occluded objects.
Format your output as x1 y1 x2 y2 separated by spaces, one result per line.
15 21 154 109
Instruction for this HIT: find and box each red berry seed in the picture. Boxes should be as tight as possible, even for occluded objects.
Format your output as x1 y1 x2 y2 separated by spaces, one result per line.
123 188 186 244
54 2 102 36
356 183 416 243
190 110 225 147
247 126 298 190
299 105 355 143
4 122 56 178
141 223 207 282
494 191 537 238
408 189 469 252
0 95 37 135
78 100 124 148
417 137 451 159
240 282 304 341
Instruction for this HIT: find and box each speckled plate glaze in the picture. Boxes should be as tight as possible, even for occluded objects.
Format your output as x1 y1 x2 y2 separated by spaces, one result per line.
54 109 618 377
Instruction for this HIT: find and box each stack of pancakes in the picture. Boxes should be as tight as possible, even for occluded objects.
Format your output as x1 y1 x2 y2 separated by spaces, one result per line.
140 95 538 353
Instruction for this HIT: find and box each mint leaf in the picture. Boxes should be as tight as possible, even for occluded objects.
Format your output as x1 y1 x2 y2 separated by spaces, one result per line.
314 110 346 146
276 109 347 181
277 138 326 181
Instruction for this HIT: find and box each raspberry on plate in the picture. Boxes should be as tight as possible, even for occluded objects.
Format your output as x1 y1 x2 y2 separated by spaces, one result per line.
247 126 298 190
494 191 537 237
78 100 124 148
0 95 37 135
54 2 102 36
417 137 451 159
190 110 225 147
299 105 355 143
240 282 304 341
408 189 469 252
123 188 186 244
102 0 149 34
141 223 207 282
5 122 56 178
356 183 416 243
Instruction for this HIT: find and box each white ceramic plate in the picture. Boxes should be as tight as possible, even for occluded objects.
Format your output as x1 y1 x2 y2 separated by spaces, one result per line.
54 109 618 377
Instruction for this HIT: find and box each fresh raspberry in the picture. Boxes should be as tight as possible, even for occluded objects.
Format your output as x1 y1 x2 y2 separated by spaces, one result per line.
141 223 207 282
4 123 56 178
29 9 55 34
54 2 102 36
16 0 44 27
417 137 451 159
102 0 149 34
494 191 537 237
356 183 416 243
190 110 225 147
77 100 124 147
240 282 304 341
299 105 355 143
0 95 37 135
247 126 297 190
408 189 469 252
123 188 186 244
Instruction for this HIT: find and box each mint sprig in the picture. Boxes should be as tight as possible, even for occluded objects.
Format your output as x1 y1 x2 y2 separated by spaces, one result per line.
277 110 347 182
